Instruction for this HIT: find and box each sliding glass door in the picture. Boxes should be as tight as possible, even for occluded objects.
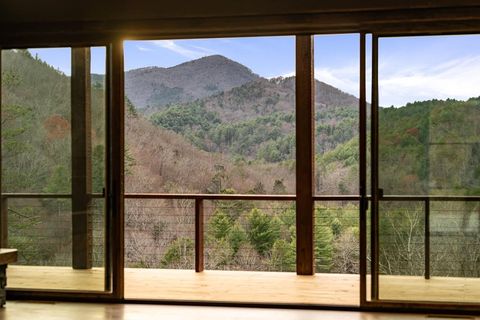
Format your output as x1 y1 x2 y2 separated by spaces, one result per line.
371 34 480 304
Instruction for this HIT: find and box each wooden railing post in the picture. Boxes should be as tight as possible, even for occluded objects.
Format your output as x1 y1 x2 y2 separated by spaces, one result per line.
295 35 315 275
425 199 430 279
0 197 7 248
195 198 204 272
71 47 93 269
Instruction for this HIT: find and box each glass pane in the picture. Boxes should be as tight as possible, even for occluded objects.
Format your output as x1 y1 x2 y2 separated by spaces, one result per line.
377 35 480 303
1 47 107 291
314 34 360 195
123 36 305 303
124 37 295 195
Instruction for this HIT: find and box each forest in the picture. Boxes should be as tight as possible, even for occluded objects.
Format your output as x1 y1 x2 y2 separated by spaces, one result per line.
1 49 479 277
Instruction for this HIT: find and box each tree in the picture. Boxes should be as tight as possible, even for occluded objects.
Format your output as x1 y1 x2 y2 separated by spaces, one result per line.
227 222 246 255
246 208 280 256
315 225 333 273
272 179 286 194
270 239 295 272
207 210 233 240
161 237 194 269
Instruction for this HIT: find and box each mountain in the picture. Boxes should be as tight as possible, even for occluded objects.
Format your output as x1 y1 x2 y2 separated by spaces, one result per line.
149 74 359 163
125 55 260 113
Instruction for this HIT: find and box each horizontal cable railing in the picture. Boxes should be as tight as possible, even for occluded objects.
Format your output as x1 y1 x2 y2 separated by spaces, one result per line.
1 192 479 276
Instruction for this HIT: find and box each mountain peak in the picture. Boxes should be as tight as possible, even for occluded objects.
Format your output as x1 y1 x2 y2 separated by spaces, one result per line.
125 55 260 111
172 54 257 77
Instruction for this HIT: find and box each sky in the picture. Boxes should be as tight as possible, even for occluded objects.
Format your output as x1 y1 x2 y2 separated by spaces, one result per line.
26 34 480 107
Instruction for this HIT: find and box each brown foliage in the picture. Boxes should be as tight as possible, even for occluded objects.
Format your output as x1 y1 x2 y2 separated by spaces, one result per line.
43 114 70 140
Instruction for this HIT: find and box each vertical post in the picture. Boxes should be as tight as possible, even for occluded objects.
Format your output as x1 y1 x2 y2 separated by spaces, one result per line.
295 35 315 275
109 40 125 299
0 197 7 248
425 199 430 279
195 198 204 272
370 35 380 300
71 47 92 269
359 33 367 305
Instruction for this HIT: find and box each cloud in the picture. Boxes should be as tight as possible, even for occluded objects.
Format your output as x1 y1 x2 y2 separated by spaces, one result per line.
379 55 480 107
274 66 360 97
152 40 216 59
314 66 359 97
136 45 152 52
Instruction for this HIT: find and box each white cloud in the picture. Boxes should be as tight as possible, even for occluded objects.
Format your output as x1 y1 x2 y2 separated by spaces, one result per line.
379 55 480 107
273 55 480 107
136 46 152 52
152 40 216 59
314 65 359 97
273 66 360 97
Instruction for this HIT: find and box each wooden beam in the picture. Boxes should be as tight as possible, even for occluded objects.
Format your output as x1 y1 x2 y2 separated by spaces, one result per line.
295 35 315 276
370 35 380 300
108 40 125 299
71 47 92 270
359 33 368 306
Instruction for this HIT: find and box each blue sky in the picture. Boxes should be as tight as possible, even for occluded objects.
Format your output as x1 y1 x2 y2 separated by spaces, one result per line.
27 34 480 107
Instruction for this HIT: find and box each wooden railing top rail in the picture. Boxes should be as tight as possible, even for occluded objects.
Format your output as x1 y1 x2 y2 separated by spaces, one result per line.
380 195 480 202
2 193 480 202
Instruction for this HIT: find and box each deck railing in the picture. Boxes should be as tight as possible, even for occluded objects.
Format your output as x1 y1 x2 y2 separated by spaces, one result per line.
1 192 479 277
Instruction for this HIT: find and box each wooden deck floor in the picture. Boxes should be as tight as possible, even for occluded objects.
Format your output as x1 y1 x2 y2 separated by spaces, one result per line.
6 266 480 305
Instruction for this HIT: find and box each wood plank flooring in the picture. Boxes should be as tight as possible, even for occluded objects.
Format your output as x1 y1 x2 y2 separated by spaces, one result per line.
5 266 480 305
3 301 475 320
124 269 359 305
379 275 480 303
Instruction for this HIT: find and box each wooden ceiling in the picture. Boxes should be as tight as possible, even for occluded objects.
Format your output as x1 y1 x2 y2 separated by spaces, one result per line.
1 1 480 46
2 0 480 23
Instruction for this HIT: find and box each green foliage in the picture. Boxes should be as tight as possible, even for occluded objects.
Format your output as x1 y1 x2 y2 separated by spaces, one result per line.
315 225 333 272
270 239 295 271
246 208 281 256
43 165 70 193
161 237 194 268
8 207 42 264
151 102 220 135
227 222 246 255
92 144 105 193
208 210 233 240
125 96 138 117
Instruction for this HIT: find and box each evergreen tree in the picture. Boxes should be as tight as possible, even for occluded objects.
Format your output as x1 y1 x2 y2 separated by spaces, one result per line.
246 208 280 256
